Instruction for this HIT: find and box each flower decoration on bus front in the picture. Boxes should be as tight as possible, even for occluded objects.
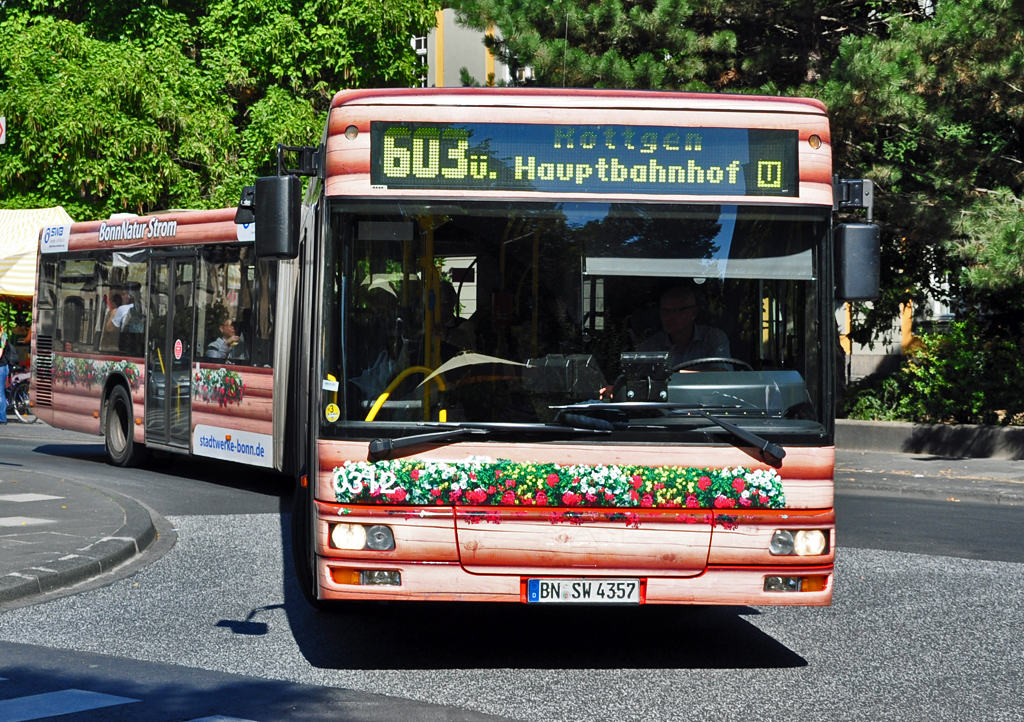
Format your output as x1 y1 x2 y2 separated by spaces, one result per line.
193 367 246 406
51 355 141 391
332 458 785 510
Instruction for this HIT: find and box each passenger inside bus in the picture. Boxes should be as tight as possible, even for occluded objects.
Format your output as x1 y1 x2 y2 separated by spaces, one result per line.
206 314 243 361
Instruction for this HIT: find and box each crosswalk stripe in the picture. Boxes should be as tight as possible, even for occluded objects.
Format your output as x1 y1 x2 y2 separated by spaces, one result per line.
185 717 259 722
0 518 54 528
0 494 64 503
0 689 140 722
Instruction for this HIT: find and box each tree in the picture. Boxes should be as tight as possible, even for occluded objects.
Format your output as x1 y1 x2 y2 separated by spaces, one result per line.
0 0 438 217
450 0 1024 345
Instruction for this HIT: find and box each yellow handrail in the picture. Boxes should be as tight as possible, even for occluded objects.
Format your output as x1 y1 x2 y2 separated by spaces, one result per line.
364 365 447 422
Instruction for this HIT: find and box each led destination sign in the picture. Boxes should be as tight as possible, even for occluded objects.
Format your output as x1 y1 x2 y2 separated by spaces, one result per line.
370 122 798 196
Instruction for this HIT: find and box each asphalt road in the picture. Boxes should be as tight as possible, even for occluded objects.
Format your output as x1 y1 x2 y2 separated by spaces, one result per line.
1 427 1023 721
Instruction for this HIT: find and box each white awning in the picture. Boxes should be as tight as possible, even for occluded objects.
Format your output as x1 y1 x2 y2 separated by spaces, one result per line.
0 207 73 296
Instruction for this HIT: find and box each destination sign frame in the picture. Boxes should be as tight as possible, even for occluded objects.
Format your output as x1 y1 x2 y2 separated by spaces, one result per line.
370 122 799 197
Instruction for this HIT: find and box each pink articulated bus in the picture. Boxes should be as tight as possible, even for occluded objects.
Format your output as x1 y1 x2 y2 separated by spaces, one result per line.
34 88 878 608
32 211 281 468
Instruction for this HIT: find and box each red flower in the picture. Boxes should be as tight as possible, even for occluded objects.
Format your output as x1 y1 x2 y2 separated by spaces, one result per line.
713 496 736 509
430 488 442 497
630 490 639 502
501 491 516 505
410 469 420 481
605 492 615 501
466 489 488 504
505 479 515 489
759 494 770 505
732 478 745 493
535 491 548 505
488 485 497 494
685 494 699 508
572 477 580 486
388 488 407 503
546 474 559 487
640 493 653 508
739 497 752 507
449 488 462 502
495 469 503 479
585 491 597 502
631 475 643 489
653 482 665 490
562 491 581 506
698 476 711 491
469 472 477 481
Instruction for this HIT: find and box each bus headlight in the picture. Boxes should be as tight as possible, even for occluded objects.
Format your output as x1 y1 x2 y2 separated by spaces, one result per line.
769 529 828 556
769 530 794 555
794 530 827 556
365 525 396 551
330 523 367 550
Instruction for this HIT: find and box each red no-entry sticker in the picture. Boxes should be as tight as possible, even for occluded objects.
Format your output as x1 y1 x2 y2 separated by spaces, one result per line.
174 339 183 360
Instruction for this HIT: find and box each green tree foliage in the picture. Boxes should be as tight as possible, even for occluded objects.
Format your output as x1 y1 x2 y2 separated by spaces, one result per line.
0 0 437 217
820 0 1024 343
450 0 1024 347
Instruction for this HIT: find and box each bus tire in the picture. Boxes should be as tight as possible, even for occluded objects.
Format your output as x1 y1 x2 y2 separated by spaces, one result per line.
105 385 146 467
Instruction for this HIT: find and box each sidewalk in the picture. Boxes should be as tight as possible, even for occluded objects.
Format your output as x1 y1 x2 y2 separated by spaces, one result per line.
0 454 157 605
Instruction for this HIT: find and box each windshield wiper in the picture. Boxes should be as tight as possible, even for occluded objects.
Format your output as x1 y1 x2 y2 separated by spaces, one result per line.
551 402 786 461
368 422 609 461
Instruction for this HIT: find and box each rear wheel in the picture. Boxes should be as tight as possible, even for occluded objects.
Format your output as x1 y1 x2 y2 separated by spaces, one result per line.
11 383 35 423
105 385 146 467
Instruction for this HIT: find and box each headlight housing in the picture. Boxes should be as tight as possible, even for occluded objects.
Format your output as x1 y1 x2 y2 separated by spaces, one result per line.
769 529 828 556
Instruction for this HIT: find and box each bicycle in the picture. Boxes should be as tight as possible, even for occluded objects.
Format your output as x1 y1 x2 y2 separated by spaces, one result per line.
5 363 35 424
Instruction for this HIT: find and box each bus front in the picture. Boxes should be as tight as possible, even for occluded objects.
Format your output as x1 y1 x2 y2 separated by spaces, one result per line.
289 89 850 607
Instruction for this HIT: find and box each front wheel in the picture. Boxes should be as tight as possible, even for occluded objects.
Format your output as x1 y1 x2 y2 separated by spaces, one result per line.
105 385 146 467
11 383 35 423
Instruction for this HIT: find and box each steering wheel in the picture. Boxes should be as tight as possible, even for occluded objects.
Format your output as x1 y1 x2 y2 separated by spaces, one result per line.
671 357 754 372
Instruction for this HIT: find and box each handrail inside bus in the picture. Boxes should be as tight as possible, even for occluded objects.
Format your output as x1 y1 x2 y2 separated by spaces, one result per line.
364 365 447 423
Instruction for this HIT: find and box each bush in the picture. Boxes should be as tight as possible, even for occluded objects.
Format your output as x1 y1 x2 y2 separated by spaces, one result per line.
840 321 1024 425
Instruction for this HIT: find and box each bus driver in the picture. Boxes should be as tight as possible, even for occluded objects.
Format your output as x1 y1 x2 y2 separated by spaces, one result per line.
637 286 730 369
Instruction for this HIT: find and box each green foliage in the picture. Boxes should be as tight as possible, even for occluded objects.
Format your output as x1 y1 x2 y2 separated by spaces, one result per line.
0 0 438 216
841 321 1024 425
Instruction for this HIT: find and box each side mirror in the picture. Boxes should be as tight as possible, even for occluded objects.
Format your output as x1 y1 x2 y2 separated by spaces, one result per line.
835 223 880 301
254 175 301 260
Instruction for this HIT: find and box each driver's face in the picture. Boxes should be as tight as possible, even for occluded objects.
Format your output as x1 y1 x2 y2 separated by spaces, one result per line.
660 296 698 338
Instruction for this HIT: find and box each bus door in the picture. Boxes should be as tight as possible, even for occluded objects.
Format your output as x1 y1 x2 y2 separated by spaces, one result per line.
146 253 196 448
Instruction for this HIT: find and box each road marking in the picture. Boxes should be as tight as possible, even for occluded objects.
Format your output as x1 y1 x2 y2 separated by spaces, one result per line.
0 518 54 527
0 689 139 722
0 494 64 503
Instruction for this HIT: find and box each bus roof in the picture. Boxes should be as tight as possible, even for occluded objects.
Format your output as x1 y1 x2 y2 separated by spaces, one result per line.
57 207 243 254
329 87 828 116
325 88 832 206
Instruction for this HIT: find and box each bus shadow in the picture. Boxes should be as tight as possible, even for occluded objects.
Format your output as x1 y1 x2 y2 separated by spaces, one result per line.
278 509 806 671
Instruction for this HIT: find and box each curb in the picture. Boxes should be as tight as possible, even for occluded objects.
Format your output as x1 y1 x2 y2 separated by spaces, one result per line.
835 479 1024 506
0 488 157 604
836 419 1024 460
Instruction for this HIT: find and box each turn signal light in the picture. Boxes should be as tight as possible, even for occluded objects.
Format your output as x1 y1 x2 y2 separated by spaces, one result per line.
764 575 829 592
329 568 401 586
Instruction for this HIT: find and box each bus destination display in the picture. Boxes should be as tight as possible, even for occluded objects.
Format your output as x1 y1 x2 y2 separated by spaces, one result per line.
370 122 798 196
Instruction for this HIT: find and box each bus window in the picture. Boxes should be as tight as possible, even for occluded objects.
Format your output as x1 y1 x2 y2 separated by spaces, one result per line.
195 247 275 366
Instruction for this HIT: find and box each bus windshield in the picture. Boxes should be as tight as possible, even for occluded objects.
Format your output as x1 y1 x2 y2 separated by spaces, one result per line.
322 201 829 442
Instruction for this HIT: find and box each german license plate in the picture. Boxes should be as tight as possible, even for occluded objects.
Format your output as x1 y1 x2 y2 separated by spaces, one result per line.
527 578 640 604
